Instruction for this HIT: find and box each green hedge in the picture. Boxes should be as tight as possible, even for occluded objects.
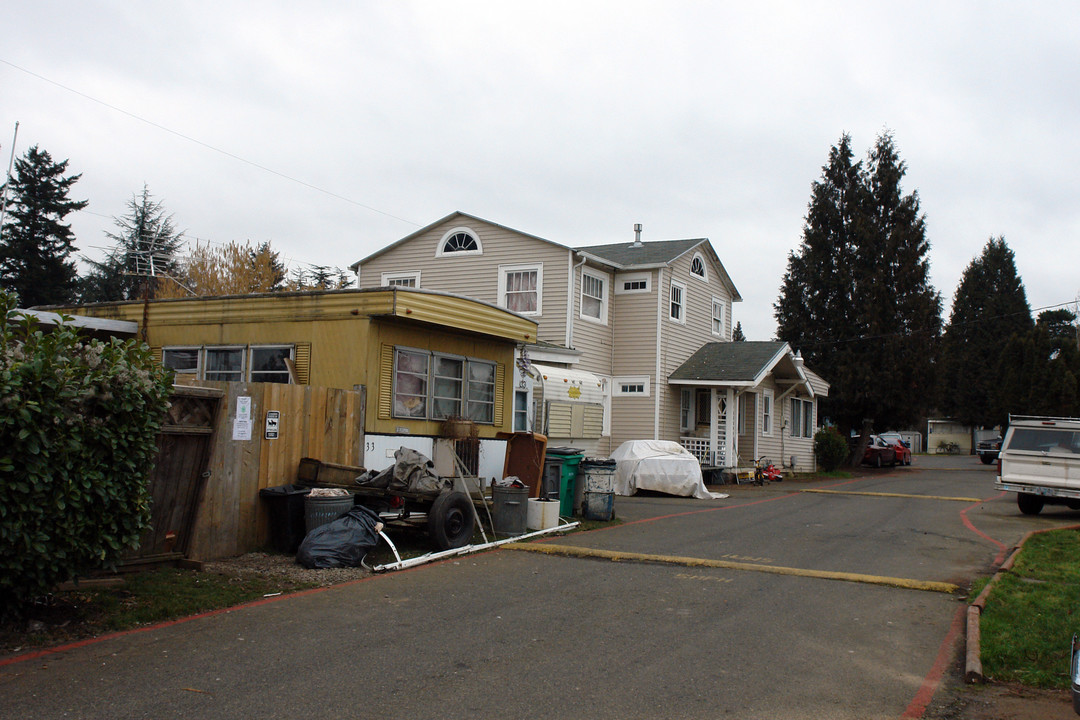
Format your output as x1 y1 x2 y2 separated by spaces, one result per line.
0 292 172 615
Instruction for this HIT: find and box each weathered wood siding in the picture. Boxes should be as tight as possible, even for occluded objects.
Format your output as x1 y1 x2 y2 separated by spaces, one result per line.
178 380 366 561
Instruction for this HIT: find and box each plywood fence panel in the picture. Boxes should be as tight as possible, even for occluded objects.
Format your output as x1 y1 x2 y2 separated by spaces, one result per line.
183 381 365 561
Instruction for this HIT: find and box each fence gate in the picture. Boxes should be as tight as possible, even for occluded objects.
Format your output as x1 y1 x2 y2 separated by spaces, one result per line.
123 386 222 566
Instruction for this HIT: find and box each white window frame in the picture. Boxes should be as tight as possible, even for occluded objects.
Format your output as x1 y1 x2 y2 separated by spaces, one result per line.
712 296 725 338
690 251 708 283
680 389 692 431
579 268 609 325
204 346 246 382
381 270 420 287
615 272 652 295
762 389 773 436
513 389 531 432
669 279 686 324
790 398 814 439
435 227 483 257
498 263 543 316
613 375 650 397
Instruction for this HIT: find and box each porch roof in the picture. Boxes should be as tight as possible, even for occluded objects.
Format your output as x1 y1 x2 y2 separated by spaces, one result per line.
668 341 825 395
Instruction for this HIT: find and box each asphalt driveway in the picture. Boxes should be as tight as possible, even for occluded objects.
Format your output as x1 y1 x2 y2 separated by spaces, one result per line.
1 454 1070 719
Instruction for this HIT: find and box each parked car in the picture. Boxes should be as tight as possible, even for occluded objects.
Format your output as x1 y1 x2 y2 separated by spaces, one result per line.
976 436 1002 465
888 438 912 466
862 435 897 468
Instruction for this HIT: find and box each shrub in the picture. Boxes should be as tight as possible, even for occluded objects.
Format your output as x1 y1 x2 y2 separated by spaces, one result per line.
0 291 172 616
814 426 850 472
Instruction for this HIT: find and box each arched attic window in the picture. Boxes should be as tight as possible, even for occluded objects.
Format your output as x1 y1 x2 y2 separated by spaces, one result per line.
690 252 708 282
436 227 483 257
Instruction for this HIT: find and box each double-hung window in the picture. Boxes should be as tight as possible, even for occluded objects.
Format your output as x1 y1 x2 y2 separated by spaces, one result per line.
712 297 725 337
499 264 542 315
669 280 686 323
580 269 608 324
790 398 814 438
762 389 773 436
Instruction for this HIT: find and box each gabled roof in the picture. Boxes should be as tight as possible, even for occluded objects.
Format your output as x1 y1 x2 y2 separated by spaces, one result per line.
573 238 707 268
350 211 570 272
668 341 828 398
670 341 792 385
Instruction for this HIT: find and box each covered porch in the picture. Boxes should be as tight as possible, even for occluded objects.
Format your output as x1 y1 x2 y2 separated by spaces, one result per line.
670 341 829 475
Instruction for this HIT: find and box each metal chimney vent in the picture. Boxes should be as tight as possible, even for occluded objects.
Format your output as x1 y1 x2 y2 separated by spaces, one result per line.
632 223 643 248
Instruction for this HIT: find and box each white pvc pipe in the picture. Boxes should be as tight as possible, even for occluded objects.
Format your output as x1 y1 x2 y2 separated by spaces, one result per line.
373 521 580 573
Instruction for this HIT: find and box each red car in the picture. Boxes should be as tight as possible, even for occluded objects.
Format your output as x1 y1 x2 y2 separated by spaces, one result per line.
879 433 912 466
862 435 897 468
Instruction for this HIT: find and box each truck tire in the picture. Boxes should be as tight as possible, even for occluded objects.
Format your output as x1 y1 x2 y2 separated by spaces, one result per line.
1017 493 1044 516
979 455 995 465
427 491 475 550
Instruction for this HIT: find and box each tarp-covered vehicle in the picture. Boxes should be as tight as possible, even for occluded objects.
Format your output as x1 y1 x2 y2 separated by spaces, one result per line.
610 440 723 499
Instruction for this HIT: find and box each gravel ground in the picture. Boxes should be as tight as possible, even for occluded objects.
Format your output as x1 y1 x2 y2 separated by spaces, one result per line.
202 552 375 587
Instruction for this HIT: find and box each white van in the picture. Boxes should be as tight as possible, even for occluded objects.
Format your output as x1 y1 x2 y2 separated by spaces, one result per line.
995 416 1080 515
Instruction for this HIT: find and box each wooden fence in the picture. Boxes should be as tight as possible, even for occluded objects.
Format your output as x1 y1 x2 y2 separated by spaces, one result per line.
174 379 366 560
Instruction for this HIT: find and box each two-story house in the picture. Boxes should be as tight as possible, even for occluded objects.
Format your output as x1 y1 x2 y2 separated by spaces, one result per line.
353 211 829 471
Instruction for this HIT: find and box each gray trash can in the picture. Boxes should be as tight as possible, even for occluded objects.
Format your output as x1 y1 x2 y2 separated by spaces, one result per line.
304 493 355 533
492 485 529 536
581 458 617 521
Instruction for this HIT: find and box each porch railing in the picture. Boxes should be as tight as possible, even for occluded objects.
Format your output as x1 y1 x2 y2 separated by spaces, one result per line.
681 437 725 467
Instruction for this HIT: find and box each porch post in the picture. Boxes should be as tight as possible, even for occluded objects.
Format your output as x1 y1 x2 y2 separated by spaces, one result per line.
724 388 736 467
708 387 718 465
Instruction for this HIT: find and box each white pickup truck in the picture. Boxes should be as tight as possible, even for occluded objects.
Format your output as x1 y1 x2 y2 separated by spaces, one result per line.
995 416 1080 515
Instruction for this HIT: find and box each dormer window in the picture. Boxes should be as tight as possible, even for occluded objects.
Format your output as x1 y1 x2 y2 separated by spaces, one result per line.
690 252 708 282
436 227 483 257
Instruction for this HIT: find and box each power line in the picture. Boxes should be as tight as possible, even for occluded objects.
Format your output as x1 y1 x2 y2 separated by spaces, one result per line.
1 58 421 228
791 300 1078 349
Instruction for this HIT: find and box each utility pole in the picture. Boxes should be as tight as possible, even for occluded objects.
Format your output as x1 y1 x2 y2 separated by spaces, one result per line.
0 121 19 245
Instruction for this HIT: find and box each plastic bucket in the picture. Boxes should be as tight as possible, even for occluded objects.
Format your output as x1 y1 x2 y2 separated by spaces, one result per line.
304 494 355 533
583 491 615 521
527 498 560 530
492 485 529 536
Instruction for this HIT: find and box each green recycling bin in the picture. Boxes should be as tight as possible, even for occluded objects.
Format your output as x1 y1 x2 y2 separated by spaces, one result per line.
545 447 584 517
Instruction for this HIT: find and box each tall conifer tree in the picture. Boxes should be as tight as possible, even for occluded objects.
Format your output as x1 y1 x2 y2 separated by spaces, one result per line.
0 146 87 306
776 132 942 439
941 237 1032 427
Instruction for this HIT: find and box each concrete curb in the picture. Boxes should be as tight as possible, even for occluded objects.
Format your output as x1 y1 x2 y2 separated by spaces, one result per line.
965 524 1080 684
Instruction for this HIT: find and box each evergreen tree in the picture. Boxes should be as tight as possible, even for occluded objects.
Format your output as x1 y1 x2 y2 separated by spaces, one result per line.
731 321 746 341
80 185 184 302
941 237 1032 428
0 146 87 306
775 132 942 442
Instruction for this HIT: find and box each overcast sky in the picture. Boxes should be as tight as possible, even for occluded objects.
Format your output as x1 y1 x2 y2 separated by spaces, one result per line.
4 1 1078 339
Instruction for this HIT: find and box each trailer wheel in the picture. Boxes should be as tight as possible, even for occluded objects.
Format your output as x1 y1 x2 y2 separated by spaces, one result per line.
427 491 475 550
1018 493 1044 516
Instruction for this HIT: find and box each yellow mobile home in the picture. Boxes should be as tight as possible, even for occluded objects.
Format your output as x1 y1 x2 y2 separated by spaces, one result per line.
57 287 537 476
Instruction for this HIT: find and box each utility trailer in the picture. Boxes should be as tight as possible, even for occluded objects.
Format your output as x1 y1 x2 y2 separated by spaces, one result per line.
297 457 487 550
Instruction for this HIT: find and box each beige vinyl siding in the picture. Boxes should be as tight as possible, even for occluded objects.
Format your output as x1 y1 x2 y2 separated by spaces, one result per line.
658 254 722 444
782 395 818 472
609 268 659 447
568 262 614 375
359 217 570 349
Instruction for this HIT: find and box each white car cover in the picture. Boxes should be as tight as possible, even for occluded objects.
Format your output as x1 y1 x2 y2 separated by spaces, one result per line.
609 440 725 499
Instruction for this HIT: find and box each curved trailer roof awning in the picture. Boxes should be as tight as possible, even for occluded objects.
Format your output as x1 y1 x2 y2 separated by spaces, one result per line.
530 363 606 403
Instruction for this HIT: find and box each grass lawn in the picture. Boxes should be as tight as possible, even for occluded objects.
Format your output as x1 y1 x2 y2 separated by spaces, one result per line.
976 528 1080 689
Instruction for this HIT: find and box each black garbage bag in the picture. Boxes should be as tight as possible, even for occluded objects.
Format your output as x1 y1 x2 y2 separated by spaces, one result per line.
296 505 383 569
